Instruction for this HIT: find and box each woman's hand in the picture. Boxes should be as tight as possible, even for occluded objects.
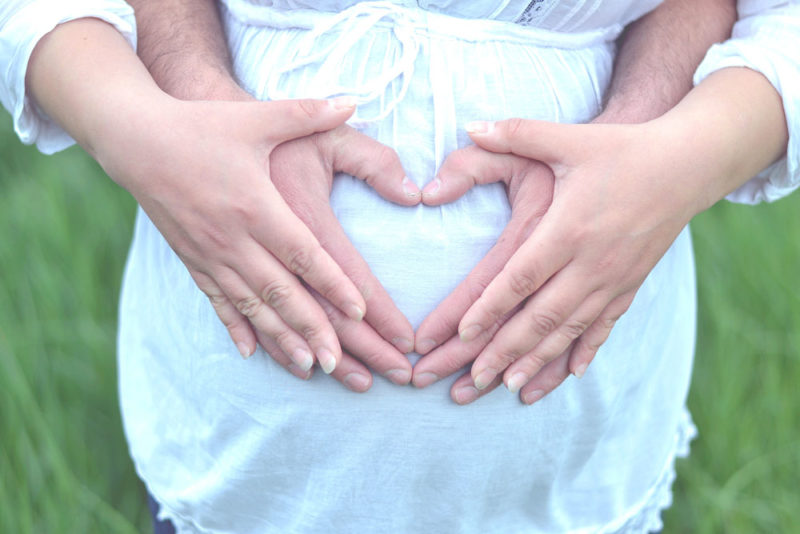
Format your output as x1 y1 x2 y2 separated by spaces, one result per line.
442 118 694 399
89 92 420 387
425 66 788 403
415 120 690 404
26 19 422 390
410 145 555 402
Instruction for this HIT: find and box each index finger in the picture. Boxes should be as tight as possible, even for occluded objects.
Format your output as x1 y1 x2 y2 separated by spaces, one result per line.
458 215 572 343
253 180 367 322
466 118 577 163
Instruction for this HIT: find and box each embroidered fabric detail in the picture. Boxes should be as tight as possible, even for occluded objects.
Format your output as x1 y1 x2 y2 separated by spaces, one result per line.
516 0 557 25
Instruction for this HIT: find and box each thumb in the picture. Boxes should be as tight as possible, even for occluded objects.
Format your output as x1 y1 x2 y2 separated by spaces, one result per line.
465 118 574 163
260 97 357 144
422 144 530 206
329 127 421 206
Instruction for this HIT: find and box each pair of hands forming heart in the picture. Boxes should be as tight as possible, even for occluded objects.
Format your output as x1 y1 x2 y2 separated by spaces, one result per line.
266 109 715 407
265 120 601 406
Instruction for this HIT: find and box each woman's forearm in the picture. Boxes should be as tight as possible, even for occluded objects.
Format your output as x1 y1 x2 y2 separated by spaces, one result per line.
653 66 789 215
26 17 165 160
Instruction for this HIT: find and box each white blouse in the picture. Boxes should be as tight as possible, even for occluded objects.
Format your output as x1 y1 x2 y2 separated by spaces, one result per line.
2 1 799 533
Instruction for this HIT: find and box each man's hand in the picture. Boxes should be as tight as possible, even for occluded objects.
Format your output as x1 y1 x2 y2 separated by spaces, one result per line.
261 124 419 390
427 72 787 401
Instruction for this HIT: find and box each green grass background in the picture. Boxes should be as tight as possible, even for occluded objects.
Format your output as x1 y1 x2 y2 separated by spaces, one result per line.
1 113 798 533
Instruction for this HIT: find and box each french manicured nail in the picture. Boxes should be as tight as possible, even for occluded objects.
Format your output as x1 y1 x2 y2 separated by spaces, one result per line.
385 368 411 385
392 337 414 354
473 369 496 390
459 324 483 343
402 176 420 199
347 304 365 322
416 338 437 354
330 95 358 110
288 363 312 380
237 342 253 359
292 348 314 372
422 177 441 196
573 363 588 379
465 120 493 134
454 385 480 404
413 372 439 388
343 373 371 392
317 348 337 374
506 372 528 394
523 389 545 405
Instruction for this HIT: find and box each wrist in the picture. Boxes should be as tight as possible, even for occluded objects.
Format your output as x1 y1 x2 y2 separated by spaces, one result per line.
150 61 253 102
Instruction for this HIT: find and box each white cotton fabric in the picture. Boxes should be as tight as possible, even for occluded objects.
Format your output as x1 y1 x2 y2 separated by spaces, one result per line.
0 1 797 533
126 2 698 532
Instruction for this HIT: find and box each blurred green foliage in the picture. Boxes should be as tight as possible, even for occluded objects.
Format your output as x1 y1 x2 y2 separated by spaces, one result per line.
1 114 798 533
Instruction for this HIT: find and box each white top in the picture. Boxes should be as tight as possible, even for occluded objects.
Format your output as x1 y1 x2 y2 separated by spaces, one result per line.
2 1 799 533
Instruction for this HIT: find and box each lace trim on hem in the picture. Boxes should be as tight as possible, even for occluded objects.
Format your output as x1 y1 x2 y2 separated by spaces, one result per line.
144 408 698 534
595 407 697 534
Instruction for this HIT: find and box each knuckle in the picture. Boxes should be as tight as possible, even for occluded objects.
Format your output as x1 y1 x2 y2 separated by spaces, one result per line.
445 148 471 175
561 318 589 340
577 335 603 354
299 320 326 341
505 117 526 139
507 269 538 299
296 99 321 120
272 328 296 351
530 310 560 336
261 281 293 309
285 245 317 278
466 276 492 303
494 347 523 368
373 144 400 173
599 316 618 330
206 292 228 308
235 295 263 318
522 352 549 373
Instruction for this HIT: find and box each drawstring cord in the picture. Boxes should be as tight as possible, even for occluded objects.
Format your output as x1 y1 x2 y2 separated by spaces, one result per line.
266 1 423 126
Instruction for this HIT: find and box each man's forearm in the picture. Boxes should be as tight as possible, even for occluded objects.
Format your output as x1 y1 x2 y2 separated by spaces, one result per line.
127 0 247 100
597 0 736 124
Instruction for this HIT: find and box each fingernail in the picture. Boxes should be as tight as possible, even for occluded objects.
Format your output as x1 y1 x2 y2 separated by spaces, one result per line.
573 363 588 379
506 372 528 394
237 342 253 359
385 368 411 385
317 348 337 374
473 369 496 390
347 304 365 322
422 177 441 196
343 373 371 392
465 120 493 134
416 338 437 354
402 176 420 199
288 363 313 380
459 324 483 343
392 337 414 354
454 385 480 404
523 389 545 405
330 95 357 110
413 372 439 388
291 348 314 372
